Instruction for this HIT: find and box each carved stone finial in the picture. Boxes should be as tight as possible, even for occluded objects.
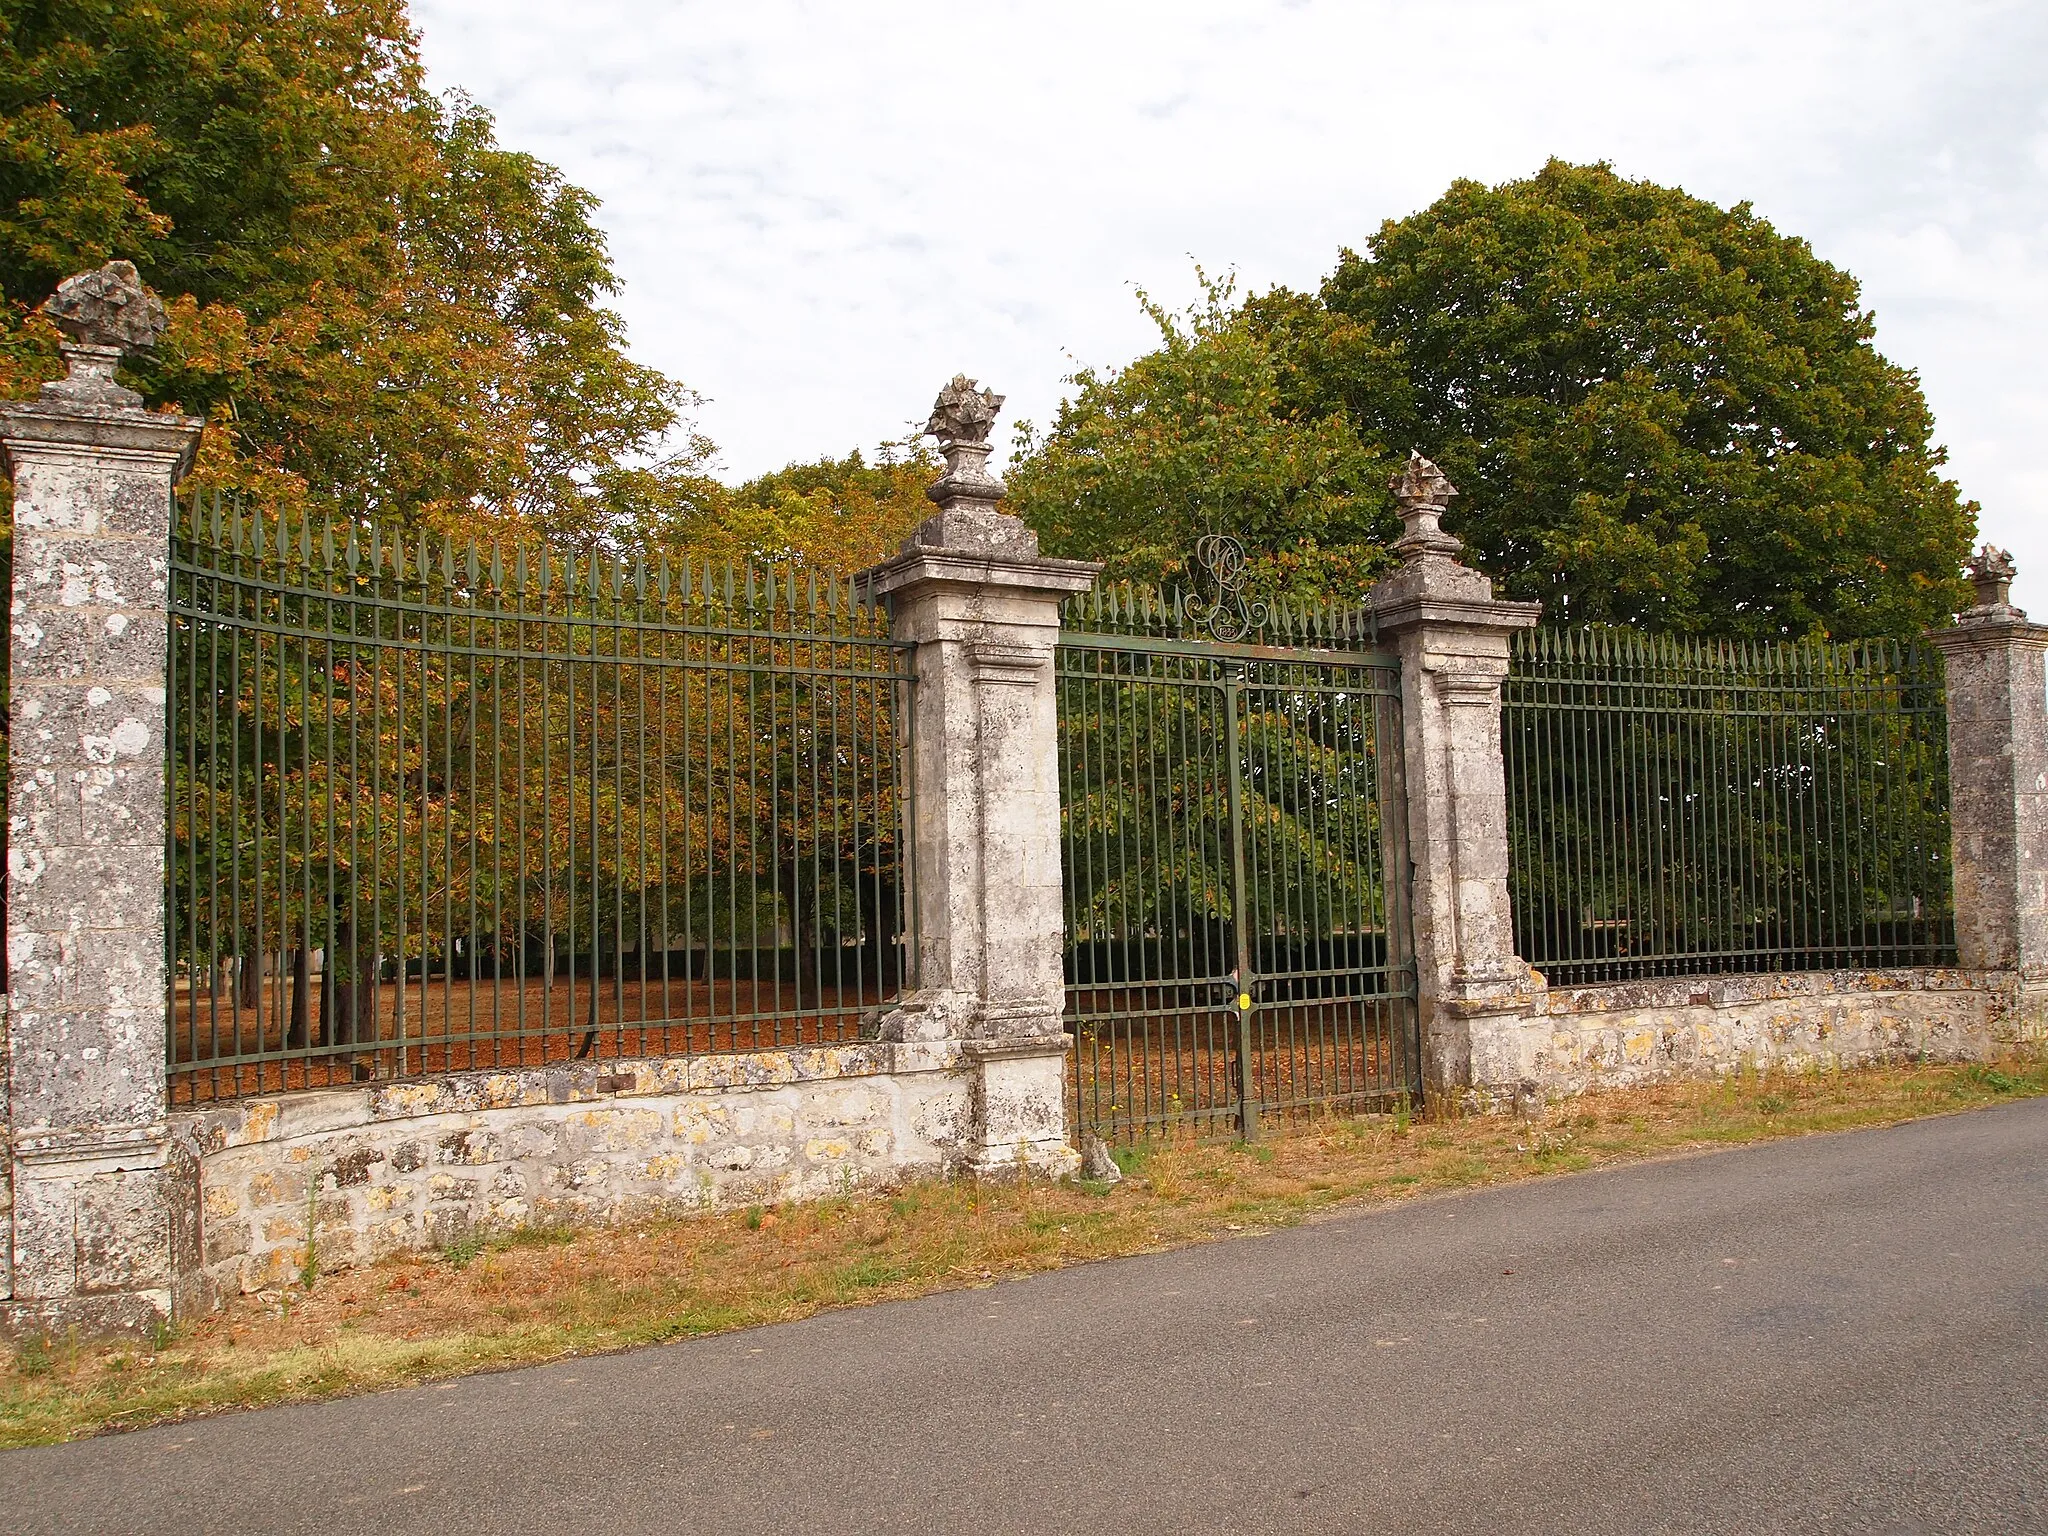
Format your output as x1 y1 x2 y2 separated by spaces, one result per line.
1388 450 1463 563
34 260 168 409
921 373 1009 517
1967 545 2017 602
43 260 168 352
1962 544 2023 620
925 374 1004 447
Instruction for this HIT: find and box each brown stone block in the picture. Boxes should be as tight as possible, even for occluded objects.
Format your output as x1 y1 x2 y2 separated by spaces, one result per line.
245 1165 311 1210
204 1217 252 1268
436 1128 502 1165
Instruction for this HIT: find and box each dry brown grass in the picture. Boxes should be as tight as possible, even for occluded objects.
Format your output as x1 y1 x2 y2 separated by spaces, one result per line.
6 1049 2044 1448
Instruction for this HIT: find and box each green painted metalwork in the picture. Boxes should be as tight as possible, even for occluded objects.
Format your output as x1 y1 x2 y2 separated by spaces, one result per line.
1058 580 1417 1143
165 494 915 1104
1503 626 1956 985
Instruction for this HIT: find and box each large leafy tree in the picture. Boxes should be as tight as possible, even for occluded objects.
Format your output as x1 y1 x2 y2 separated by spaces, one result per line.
1007 273 1396 603
1013 163 1974 638
0 0 709 544
1308 160 1973 636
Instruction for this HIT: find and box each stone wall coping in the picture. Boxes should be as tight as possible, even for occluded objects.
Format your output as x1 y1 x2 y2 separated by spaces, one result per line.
176 1040 965 1153
1541 967 1991 1016
959 1033 1072 1061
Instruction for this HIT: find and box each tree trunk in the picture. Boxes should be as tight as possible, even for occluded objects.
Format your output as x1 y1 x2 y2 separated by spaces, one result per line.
285 946 311 1049
237 945 265 1037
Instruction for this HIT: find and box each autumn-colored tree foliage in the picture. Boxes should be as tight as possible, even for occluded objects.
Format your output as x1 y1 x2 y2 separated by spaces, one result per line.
669 448 936 571
0 0 711 544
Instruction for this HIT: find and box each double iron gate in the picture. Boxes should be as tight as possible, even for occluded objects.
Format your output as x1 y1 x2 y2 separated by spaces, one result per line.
1056 541 1418 1142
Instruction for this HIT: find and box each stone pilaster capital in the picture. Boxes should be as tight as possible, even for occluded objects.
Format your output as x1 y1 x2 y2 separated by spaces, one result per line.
1430 662 1507 707
0 398 202 480
12 1122 172 1173
966 640 1052 686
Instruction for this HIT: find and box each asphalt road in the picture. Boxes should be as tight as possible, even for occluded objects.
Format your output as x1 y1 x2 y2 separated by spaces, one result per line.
7 1098 2047 1535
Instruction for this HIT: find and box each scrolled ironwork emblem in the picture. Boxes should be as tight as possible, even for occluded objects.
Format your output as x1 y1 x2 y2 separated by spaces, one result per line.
1185 532 1268 642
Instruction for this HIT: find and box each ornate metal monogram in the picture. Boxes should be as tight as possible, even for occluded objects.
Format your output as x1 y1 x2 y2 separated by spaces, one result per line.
1184 532 1268 642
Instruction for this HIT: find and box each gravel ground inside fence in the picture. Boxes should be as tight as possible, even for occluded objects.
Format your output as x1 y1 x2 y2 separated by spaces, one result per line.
169 978 887 1101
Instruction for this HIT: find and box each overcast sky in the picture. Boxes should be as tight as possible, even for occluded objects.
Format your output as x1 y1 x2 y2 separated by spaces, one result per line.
409 0 2048 609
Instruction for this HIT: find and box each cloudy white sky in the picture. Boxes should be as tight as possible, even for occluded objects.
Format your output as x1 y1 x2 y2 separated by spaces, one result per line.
410 0 2048 609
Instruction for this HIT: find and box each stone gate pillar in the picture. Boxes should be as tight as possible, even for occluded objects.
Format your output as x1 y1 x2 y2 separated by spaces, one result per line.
1364 454 1543 1103
1927 547 2048 1037
0 264 203 1333
864 378 1098 1174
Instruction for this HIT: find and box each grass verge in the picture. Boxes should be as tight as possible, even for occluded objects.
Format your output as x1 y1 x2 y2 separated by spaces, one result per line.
5 1051 2044 1448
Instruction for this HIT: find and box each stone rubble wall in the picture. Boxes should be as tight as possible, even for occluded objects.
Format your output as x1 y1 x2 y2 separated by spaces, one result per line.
1530 968 2002 1097
175 1042 973 1298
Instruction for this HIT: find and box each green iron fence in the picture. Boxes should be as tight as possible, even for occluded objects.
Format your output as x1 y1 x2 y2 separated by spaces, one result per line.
1057 555 1416 1143
166 497 915 1105
1503 627 1955 986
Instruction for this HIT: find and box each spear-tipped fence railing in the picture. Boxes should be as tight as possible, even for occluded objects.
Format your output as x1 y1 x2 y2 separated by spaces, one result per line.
166 496 915 1105
1504 626 1955 986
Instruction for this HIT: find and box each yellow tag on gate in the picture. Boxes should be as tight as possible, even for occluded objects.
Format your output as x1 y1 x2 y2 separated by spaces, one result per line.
1238 993 1252 1010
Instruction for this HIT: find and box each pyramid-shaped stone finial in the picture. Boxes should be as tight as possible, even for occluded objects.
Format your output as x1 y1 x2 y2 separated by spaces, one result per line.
1389 450 1464 562
1964 545 2020 615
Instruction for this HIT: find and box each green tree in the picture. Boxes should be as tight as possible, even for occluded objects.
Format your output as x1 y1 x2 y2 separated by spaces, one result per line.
1007 272 1396 604
1011 164 1974 639
1310 159 1972 636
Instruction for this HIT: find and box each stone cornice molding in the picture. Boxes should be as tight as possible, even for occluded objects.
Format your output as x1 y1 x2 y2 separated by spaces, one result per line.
863 548 1101 604
1362 551 1541 637
1925 617 2048 656
0 400 201 479
13 1122 171 1171
1432 666 1505 707
1371 591 1543 635
959 1033 1070 1061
